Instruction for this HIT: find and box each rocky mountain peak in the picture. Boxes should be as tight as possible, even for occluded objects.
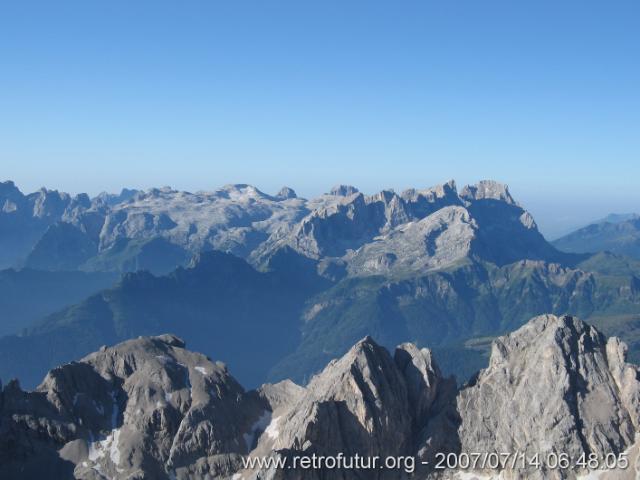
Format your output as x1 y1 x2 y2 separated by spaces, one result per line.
218 183 268 199
0 179 21 198
460 179 516 205
276 186 297 199
30 188 72 219
246 336 416 478
186 249 254 274
3 315 640 479
3 178 566 275
328 184 360 196
93 188 139 207
458 313 640 477
0 180 26 214
394 343 446 426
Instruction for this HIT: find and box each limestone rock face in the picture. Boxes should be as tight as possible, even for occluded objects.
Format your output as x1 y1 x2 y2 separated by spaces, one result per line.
242 337 456 480
256 179 566 276
460 179 516 205
328 185 360 196
4 315 640 479
5 178 568 277
0 182 95 269
276 187 298 200
267 336 411 450
0 334 267 480
457 314 640 479
395 344 457 425
394 343 459 469
346 206 477 276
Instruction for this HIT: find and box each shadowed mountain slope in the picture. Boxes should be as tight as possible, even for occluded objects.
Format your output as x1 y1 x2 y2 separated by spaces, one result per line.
3 180 640 392
554 214 640 259
0 251 325 389
2 315 639 479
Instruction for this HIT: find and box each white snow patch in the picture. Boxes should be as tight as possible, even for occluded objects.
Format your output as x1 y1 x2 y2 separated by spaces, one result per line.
87 428 122 472
109 429 121 465
88 436 105 462
264 416 281 440
242 410 272 451
195 366 208 375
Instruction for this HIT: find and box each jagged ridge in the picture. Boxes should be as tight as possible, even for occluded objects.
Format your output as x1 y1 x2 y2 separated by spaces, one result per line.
2 314 639 479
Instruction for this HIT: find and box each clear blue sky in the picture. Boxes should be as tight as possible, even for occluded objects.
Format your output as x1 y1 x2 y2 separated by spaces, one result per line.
1 1 638 237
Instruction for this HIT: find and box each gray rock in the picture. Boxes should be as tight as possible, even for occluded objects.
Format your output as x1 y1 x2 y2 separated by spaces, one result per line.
346 205 476 276
3 179 567 276
245 337 415 480
0 182 94 269
276 187 298 200
328 185 360 196
0 334 267 480
460 179 517 205
3 315 640 479
553 215 640 259
457 314 640 479
254 179 561 276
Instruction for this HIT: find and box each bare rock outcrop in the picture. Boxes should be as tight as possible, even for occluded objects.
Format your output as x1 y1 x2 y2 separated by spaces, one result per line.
457 314 640 479
3 315 639 479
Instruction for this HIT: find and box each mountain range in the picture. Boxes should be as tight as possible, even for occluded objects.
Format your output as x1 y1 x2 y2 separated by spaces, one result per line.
0 268 117 337
0 179 573 276
553 214 640 259
2 179 640 391
1 314 638 479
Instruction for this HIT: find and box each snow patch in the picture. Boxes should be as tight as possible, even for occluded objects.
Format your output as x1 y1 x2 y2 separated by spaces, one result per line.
195 366 208 375
264 416 281 440
109 429 121 465
87 428 122 472
242 410 272 451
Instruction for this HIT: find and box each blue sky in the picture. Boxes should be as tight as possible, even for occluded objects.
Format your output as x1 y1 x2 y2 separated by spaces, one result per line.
1 1 638 237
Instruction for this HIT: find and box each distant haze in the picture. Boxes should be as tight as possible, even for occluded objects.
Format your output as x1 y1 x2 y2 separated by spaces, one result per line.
3 178 638 240
2 1 639 239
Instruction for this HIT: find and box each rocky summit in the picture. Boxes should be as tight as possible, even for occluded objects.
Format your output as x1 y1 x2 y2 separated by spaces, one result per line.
2 314 640 479
1 178 571 275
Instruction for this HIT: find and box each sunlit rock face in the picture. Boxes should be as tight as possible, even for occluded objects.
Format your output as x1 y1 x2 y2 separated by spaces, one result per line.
4 315 639 479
